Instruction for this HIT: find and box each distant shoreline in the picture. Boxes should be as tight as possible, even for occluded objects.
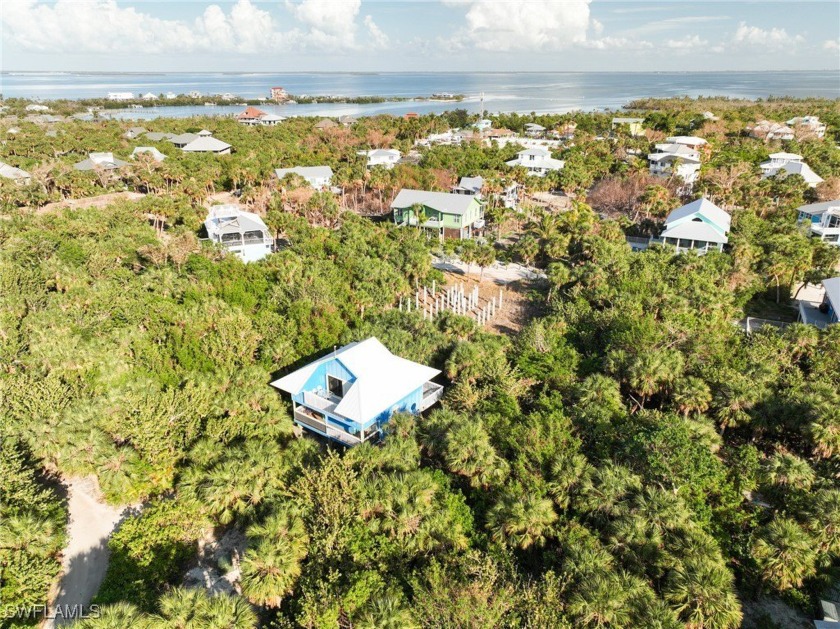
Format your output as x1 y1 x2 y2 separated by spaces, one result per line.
3 69 838 75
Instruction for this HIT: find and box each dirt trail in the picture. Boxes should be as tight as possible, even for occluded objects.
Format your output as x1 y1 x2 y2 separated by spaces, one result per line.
44 477 127 628
34 191 146 214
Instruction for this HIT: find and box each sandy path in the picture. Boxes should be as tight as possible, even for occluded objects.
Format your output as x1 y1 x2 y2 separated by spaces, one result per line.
432 256 546 284
45 477 126 628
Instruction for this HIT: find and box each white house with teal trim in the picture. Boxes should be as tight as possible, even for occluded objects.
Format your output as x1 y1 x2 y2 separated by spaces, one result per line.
271 338 443 446
797 199 840 246
658 198 731 253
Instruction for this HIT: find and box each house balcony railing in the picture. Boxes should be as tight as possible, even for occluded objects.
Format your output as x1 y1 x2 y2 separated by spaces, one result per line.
406 216 443 229
303 390 340 415
811 224 840 237
294 403 369 446
418 382 444 412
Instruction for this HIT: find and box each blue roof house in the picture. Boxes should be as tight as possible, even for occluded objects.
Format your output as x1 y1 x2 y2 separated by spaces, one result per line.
271 338 444 445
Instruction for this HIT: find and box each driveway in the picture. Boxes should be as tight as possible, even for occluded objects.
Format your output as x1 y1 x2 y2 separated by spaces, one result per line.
432 256 546 284
45 477 127 627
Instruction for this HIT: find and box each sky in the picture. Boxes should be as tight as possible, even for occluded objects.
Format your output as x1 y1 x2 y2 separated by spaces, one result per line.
2 0 839 72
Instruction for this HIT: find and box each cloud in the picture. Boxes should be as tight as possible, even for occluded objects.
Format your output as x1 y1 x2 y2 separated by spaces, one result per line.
665 35 709 51
624 16 729 38
364 15 390 49
2 0 199 53
733 22 804 49
443 0 592 51
285 0 362 48
824 39 840 51
582 37 653 51
1 0 387 55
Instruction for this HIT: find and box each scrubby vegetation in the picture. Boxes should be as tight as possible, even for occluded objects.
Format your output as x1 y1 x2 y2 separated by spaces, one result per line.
1 96 839 627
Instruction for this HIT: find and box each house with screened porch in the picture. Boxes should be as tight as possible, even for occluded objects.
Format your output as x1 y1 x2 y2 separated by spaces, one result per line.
270 338 444 446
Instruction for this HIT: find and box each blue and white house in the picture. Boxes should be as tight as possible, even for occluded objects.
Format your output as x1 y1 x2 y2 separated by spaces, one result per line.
271 338 444 446
797 199 840 246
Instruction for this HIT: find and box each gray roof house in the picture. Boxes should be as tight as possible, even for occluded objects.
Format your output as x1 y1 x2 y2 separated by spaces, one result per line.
132 147 166 162
0 161 32 183
169 133 199 148
182 136 232 154
274 166 334 190
124 126 147 139
145 132 177 142
73 152 129 171
453 176 484 196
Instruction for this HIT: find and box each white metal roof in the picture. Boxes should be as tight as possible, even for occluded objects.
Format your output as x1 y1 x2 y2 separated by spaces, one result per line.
768 152 802 161
182 137 231 152
653 143 699 156
367 149 401 158
456 176 484 192
649 152 701 164
797 200 840 216
762 161 824 186
661 220 728 244
73 152 129 171
391 188 478 216
271 338 440 425
666 136 707 146
204 205 268 238
665 198 731 230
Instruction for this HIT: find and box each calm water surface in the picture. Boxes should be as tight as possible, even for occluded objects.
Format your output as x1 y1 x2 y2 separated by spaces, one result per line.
2 71 837 120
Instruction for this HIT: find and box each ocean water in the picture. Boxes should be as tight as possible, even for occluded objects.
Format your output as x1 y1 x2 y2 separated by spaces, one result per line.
2 71 837 120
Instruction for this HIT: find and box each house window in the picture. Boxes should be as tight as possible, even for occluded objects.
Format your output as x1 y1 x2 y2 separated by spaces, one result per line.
327 375 345 399
221 232 242 244
243 230 264 244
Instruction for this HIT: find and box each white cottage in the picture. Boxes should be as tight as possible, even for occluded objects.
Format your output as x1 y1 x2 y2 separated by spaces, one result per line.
204 205 273 263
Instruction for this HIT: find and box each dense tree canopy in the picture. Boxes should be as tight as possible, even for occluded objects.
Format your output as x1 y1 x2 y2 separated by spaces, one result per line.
1 96 839 628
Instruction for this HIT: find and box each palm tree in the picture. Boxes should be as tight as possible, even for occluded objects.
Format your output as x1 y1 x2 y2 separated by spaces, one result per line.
761 452 816 491
239 537 306 608
664 556 742 629
626 350 684 407
806 489 840 555
487 491 557 549
153 587 257 628
671 376 712 417
444 420 508 489
72 602 149 628
752 517 817 591
355 593 419 629
568 571 638 628
475 244 496 281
